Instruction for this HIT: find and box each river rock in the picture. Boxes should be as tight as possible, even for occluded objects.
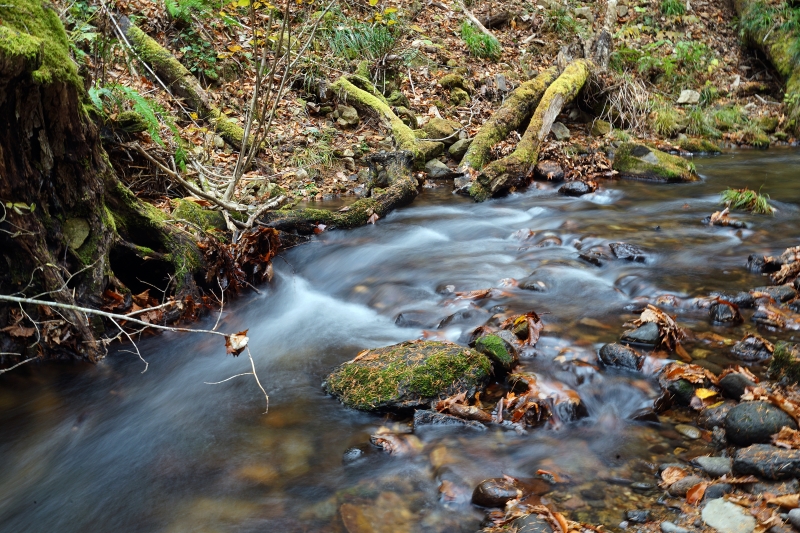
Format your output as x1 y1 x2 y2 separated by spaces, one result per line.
612 142 698 182
709 302 742 324
610 242 648 262
438 306 490 329
625 510 650 523
448 138 472 161
474 332 519 371
325 340 492 411
675 424 702 439
748 479 799 496
621 321 661 347
733 444 800 479
413 409 486 431
423 118 461 145
472 478 522 507
591 120 612 137
337 105 359 127
725 401 797 446
753 284 797 303
519 277 547 291
698 401 736 429
668 475 703 497
677 89 701 105
598 343 644 371
534 160 565 182
731 334 773 362
703 483 733 500
513 514 554 533
551 122 571 140
718 373 756 400
425 159 452 178
702 498 756 533
788 508 800 530
661 522 690 533
559 181 596 196
692 456 732 477
711 291 755 308
667 378 696 405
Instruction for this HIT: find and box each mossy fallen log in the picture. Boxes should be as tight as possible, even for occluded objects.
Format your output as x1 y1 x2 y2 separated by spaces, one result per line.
259 151 418 231
330 76 442 165
118 17 246 148
473 60 591 200
733 0 800 136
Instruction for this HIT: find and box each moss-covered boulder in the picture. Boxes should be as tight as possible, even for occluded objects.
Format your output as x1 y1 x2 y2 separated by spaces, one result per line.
677 136 722 154
171 198 227 231
325 340 493 411
612 142 699 182
475 333 519 371
422 118 461 145
450 87 470 106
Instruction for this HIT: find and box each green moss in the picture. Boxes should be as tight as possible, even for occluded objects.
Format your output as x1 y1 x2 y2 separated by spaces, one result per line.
612 142 698 182
171 198 227 231
325 340 493 410
475 334 515 369
769 342 800 384
0 2 81 87
678 136 722 153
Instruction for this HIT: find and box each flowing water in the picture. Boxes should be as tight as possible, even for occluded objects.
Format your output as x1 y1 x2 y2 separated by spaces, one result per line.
2 149 800 533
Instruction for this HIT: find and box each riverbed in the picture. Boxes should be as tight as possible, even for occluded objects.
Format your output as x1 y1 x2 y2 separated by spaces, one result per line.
1 149 799 533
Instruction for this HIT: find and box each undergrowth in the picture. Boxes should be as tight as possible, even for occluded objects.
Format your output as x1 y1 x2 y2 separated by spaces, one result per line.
738 0 800 62
720 187 775 214
460 21 501 60
329 22 397 61
660 0 686 16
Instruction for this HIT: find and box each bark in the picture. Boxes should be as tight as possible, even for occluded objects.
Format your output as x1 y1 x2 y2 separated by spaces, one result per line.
118 17 247 148
260 152 418 231
474 60 592 200
591 0 617 69
733 0 800 135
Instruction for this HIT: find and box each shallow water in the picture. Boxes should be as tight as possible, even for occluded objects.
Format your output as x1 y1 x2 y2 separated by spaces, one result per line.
2 149 800 533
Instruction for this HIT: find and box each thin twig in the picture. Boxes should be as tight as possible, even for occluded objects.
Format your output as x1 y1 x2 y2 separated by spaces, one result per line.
0 356 38 375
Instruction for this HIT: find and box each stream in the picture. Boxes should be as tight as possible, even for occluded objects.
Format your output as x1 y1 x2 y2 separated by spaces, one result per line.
2 149 800 533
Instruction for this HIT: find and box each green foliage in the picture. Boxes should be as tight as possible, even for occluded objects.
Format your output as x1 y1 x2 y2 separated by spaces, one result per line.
686 106 720 137
543 6 579 36
609 43 644 73
711 105 747 131
720 187 775 214
660 0 686 16
738 1 800 61
769 342 800 384
165 0 210 22
650 101 681 136
176 28 219 81
291 127 336 174
699 83 719 106
674 40 714 73
329 22 397 61
460 21 501 60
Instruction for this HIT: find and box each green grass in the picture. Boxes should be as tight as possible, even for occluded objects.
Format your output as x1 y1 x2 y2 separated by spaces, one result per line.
711 105 747 131
686 106 720 138
543 6 579 36
660 0 686 16
329 22 396 61
650 101 681 136
769 342 800 383
290 127 336 174
460 21 501 59
720 187 775 214
738 0 800 62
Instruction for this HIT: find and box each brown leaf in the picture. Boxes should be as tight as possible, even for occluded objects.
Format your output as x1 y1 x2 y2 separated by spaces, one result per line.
660 466 688 487
0 324 36 338
132 289 151 307
367 213 380 224
686 482 708 504
772 427 800 449
225 329 249 356
766 494 800 509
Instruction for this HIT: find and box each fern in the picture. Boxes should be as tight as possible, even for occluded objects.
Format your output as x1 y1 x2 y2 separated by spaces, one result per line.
165 0 208 22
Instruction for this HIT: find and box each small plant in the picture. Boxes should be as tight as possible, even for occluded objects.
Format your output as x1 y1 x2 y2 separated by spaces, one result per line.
720 187 775 215
176 28 219 81
769 342 800 383
675 40 714 74
650 101 680 136
165 0 209 23
660 0 686 16
460 21 501 60
543 6 579 36
686 106 720 138
711 105 746 131
329 22 397 61
291 127 336 173
699 83 719 106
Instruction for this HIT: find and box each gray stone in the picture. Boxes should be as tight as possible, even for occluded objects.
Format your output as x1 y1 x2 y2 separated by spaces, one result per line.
668 475 703 497
625 510 650 523
616 5 628 17
675 424 702 439
514 514 554 533
448 138 472 162
213 135 225 148
731 335 773 362
336 105 359 127
598 343 643 371
788 508 800 530
709 302 742 324
425 159 453 178
698 401 736 429
733 444 800 480
718 373 756 400
677 90 701 105
725 401 797 446
692 456 732 477
621 321 661 346
610 242 648 262
661 522 689 533
701 498 756 533
749 479 799 496
703 483 733 500
559 181 596 196
753 284 797 303
534 160 565 182
551 122 571 141
574 6 594 22
413 409 486 431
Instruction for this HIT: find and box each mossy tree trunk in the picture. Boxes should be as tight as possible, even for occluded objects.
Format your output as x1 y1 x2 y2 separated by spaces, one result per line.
0 3 203 364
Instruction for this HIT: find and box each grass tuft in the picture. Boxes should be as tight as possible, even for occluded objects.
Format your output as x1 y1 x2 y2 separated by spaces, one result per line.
660 0 686 16
720 187 775 215
460 21 501 59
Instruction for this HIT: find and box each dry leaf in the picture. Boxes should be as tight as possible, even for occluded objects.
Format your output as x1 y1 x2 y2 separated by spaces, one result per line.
766 494 800 509
686 482 708 504
773 426 800 449
660 466 688 487
225 329 249 356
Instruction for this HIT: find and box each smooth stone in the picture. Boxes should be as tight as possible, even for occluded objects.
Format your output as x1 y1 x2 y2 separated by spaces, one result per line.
718 373 756 400
709 302 741 324
598 343 644 371
731 335 773 362
342 446 366 465
698 401 736 429
551 121 571 141
626 510 650 523
448 138 472 161
692 456 732 477
661 521 690 533
514 514 554 533
667 378 696 405
621 322 661 346
753 284 797 303
733 444 800 480
425 159 452 178
725 401 797 446
413 410 486 431
710 291 755 308
703 483 733 500
677 89 701 105
559 181 596 196
610 242 648 262
749 479 799 496
675 424 702 439
788 508 800 530
701 498 756 533
472 478 521 508
337 105 359 127
591 119 612 137
534 160 565 182
668 475 703 497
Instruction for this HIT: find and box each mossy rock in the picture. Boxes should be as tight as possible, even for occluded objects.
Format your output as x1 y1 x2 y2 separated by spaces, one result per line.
325 340 493 411
171 198 226 231
450 87 470 106
677 136 722 154
758 115 780 134
387 90 410 108
612 142 698 182
440 73 473 94
113 111 149 133
394 106 418 129
422 118 461 145
769 342 800 384
474 333 518 371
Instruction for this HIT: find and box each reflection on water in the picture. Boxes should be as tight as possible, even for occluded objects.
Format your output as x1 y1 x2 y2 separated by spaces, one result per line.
2 149 800 532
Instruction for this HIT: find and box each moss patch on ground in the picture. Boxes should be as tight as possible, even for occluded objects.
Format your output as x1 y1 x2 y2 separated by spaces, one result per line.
325 340 493 411
769 342 800 384
612 142 698 182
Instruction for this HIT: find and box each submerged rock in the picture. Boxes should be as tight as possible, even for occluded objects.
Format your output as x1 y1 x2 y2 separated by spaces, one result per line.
621 322 661 347
725 401 796 446
472 478 522 508
413 409 486 431
610 242 648 262
734 444 800 479
325 340 492 411
709 302 742 325
598 343 644 371
753 284 797 303
513 514 554 533
612 142 698 182
475 332 519 371
559 181 596 197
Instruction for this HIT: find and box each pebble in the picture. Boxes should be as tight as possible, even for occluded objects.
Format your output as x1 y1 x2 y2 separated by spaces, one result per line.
668 475 703 497
625 510 650 523
675 424 702 439
472 478 521 508
788 508 800 530
702 498 756 533
692 456 732 477
661 521 690 533
703 483 732 500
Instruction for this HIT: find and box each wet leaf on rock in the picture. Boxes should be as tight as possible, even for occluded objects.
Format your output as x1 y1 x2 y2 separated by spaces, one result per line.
685 481 708 504
633 304 685 350
660 466 688 487
765 493 800 508
771 426 800 450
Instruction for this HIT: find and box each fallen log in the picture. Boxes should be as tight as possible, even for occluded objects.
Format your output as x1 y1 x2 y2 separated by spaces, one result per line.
472 60 592 200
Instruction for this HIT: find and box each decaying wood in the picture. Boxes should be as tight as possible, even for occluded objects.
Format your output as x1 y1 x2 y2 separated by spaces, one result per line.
592 0 617 68
480 11 512 29
456 0 499 42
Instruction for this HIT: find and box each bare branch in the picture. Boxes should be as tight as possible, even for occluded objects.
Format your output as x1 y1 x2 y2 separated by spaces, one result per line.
0 356 38 375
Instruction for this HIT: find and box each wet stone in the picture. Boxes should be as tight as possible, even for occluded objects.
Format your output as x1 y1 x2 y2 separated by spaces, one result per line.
788 508 800 530
669 475 703 497
725 401 797 446
598 343 644 371
626 510 650 523
425 159 452 178
710 291 755 308
749 479 799 496
559 181 596 197
631 481 656 492
621 322 661 347
610 242 648 262
513 514 554 533
630 407 660 423
709 302 742 325
718 373 756 400
519 277 547 291
703 483 733 500
692 456 732 477
342 446 366 465
475 333 519 371
472 478 521 508
534 160 565 182
661 521 690 533
748 254 780 274
667 378 696 406
698 400 732 428
753 284 797 303
413 409 486 431
701 498 756 533
438 306 490 329
675 424 702 439
733 444 800 480
731 335 773 362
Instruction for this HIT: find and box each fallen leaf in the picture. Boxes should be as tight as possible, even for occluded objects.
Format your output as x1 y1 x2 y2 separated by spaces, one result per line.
367 213 380 224
225 329 249 356
660 466 688 487
766 493 800 509
686 482 708 504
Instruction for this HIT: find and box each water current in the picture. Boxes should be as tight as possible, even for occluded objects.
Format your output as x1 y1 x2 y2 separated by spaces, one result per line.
2 149 800 533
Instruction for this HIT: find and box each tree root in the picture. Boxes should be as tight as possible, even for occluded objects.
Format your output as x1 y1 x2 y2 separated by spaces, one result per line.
330 76 443 166
259 152 418 231
472 60 592 200
119 17 247 149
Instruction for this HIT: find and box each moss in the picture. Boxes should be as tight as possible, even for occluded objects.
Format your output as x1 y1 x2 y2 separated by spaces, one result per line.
126 25 193 87
0 2 81 87
171 198 227 231
450 87 470 106
325 340 493 411
769 342 800 384
468 181 490 202
114 110 149 133
440 73 471 93
678 136 722 153
475 334 515 370
612 142 698 182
